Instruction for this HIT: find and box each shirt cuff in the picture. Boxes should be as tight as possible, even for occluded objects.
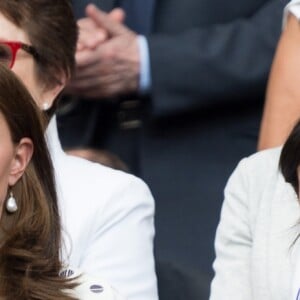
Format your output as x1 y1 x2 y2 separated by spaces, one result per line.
283 2 300 28
137 35 151 94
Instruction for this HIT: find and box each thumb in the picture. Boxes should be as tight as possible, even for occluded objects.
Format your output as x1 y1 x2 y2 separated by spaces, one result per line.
85 4 126 36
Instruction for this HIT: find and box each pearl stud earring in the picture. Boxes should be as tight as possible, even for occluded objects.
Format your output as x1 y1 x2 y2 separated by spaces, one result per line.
42 102 50 111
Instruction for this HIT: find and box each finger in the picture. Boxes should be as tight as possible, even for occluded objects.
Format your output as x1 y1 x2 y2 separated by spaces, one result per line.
78 28 108 50
74 61 110 81
75 48 102 67
75 39 113 67
77 42 85 52
78 17 97 31
70 70 117 90
78 8 123 50
77 18 94 50
85 4 127 36
78 18 108 49
73 57 114 81
108 8 126 24
73 65 100 80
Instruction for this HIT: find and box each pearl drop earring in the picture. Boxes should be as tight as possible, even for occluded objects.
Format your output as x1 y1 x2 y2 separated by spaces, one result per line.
42 102 50 111
6 191 18 213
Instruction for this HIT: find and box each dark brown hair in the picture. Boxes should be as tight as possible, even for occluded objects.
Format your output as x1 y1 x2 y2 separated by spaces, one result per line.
0 65 77 299
0 0 78 118
279 119 300 194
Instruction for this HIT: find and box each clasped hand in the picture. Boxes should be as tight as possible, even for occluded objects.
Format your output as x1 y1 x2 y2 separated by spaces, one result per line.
66 4 140 99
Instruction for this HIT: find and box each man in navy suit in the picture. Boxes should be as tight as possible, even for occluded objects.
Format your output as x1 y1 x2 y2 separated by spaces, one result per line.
58 0 288 298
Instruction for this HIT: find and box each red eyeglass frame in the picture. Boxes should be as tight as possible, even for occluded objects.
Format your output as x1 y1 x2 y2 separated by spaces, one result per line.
0 41 38 69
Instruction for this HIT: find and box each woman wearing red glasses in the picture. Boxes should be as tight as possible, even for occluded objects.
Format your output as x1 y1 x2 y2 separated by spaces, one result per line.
0 1 157 300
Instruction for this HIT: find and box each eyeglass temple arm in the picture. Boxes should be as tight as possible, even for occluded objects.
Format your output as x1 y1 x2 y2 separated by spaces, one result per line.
21 44 38 58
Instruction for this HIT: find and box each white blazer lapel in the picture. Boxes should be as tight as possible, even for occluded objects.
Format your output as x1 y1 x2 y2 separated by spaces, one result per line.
267 179 300 300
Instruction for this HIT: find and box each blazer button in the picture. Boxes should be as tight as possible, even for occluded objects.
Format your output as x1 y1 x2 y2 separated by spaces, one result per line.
89 284 104 293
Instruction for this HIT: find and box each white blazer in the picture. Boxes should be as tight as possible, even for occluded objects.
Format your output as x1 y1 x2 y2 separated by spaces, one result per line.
210 148 300 300
45 117 158 300
61 269 125 299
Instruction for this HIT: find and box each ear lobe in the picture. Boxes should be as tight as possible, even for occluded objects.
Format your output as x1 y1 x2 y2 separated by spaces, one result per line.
8 138 34 186
39 75 67 110
51 77 66 99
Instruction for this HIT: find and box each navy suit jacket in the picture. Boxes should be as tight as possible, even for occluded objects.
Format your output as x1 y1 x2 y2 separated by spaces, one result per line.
58 0 288 298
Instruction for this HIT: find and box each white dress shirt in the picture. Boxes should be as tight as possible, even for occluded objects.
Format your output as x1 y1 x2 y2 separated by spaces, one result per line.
45 117 158 300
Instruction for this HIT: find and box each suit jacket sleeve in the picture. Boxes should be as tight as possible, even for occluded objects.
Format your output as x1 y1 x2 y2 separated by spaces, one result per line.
209 158 252 300
147 0 287 116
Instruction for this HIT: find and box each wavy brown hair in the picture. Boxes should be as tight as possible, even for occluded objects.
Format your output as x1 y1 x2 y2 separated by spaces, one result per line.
0 0 78 119
0 66 77 299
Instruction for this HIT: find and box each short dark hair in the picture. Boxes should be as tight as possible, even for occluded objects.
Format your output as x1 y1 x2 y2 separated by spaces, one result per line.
0 0 78 117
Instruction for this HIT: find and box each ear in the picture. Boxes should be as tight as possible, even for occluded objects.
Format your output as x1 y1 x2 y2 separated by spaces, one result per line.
39 76 67 111
8 138 34 186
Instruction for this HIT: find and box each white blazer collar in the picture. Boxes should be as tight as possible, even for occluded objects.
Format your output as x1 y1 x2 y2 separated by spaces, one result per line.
45 115 65 163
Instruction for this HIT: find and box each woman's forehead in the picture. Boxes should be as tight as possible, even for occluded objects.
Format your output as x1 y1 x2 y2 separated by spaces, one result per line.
0 12 29 44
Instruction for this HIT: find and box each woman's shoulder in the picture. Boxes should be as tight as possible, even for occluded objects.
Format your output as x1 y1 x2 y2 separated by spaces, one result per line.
284 0 300 24
287 0 300 7
225 147 284 203
57 152 154 220
60 151 150 196
61 269 125 300
237 146 282 175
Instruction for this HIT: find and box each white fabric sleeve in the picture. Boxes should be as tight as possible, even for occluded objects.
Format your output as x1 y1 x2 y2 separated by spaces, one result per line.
209 158 252 300
283 0 300 28
78 176 158 300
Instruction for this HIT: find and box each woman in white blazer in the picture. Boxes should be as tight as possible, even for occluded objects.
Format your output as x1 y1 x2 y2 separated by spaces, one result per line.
210 128 300 299
0 1 157 300
209 145 300 300
210 3 300 299
210 0 300 300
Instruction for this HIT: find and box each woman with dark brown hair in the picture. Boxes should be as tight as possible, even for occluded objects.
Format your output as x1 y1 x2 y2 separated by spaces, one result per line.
0 64 76 299
0 1 157 300
0 64 125 299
